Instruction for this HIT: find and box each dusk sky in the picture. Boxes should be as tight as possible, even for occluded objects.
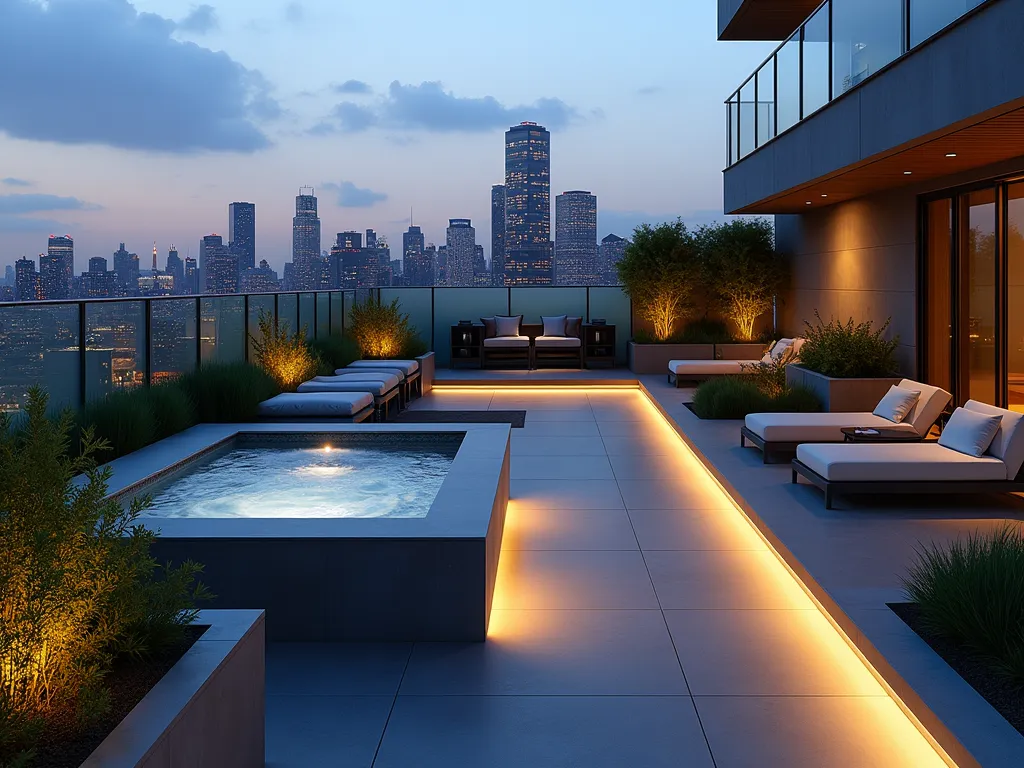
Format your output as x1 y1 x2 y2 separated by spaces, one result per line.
0 0 774 272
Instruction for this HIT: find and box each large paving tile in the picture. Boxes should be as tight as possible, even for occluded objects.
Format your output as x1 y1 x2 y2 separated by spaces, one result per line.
493 549 659 609
590 405 651 421
265 694 392 768
518 419 602 437
601 434 684 455
375 695 714 768
511 479 625 509
608 452 689 479
265 642 411 695
511 454 615 480
628 508 765 551
695 696 946 768
491 397 592 412
521 408 599 422
644 550 808 610
596 420 655 436
402 609 686 695
510 435 608 456
616 477 733 510
664 609 883 696
502 506 639 550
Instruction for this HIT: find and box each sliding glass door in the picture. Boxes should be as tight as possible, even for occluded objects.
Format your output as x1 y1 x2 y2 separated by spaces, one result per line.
1008 183 1024 411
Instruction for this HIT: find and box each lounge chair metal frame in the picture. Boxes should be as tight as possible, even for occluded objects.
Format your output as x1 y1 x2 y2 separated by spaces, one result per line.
790 458 1024 510
740 426 800 464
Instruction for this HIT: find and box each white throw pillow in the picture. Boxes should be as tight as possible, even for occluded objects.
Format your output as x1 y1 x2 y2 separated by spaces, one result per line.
770 339 792 362
938 408 1003 458
494 315 522 337
542 315 567 337
873 385 921 425
760 340 777 364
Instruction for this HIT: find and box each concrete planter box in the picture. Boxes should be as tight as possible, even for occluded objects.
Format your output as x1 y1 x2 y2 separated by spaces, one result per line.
786 364 901 412
82 609 265 768
416 351 435 394
716 343 767 361
628 342 713 374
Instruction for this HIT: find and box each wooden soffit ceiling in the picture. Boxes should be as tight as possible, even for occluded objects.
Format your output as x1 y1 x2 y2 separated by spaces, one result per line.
720 0 823 41
736 104 1024 214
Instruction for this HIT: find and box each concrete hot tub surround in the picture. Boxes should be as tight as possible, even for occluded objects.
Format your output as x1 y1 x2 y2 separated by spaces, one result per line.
104 422 511 642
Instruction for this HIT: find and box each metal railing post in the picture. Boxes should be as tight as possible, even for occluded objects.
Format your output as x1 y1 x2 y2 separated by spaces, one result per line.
78 302 87 407
144 299 152 387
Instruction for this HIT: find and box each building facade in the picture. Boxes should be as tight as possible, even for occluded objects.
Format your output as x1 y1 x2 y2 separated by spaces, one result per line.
555 191 598 285
403 225 433 287
720 0 1024 409
201 234 237 294
446 219 477 287
228 202 256 272
504 122 553 285
112 243 139 295
491 184 506 286
292 188 321 290
40 235 73 300
14 257 38 301
598 234 628 285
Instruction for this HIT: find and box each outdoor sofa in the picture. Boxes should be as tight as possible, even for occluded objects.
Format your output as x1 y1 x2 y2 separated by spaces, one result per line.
298 372 402 420
479 314 584 369
532 315 583 369
741 379 951 463
668 338 805 387
480 315 532 369
792 400 1024 509
257 391 375 423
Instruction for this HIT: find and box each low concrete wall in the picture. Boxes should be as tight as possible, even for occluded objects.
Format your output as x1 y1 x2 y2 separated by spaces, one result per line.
82 610 265 768
628 343 713 374
787 365 900 412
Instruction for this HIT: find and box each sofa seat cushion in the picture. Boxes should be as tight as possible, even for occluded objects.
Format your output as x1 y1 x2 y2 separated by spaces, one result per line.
347 359 419 375
535 335 581 349
258 392 373 418
298 379 393 397
484 335 530 348
335 366 407 381
670 360 753 376
745 412 911 443
796 443 1007 482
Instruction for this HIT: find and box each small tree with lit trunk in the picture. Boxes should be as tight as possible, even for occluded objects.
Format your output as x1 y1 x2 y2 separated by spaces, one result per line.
698 218 787 342
617 220 698 341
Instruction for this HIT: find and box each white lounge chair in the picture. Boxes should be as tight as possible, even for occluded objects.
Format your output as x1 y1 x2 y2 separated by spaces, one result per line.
668 338 805 388
792 400 1024 508
336 362 420 403
258 392 375 422
741 379 951 463
298 373 402 420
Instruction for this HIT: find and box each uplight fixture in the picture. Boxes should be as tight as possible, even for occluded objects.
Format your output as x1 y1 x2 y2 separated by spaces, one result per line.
904 171 913 175
805 201 812 205
945 152 957 158
821 194 828 198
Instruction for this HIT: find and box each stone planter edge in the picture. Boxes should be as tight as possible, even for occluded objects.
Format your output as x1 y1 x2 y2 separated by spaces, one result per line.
786 364 902 413
628 342 714 374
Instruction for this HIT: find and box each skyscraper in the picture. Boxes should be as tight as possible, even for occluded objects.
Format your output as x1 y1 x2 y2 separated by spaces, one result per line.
40 235 73 299
599 234 629 285
473 244 491 286
330 231 378 289
403 225 433 287
491 184 506 286
183 257 199 295
504 122 552 285
83 257 114 298
3 265 13 286
166 246 184 292
446 219 476 287
202 234 238 294
14 257 39 301
555 191 598 286
112 243 139 295
292 188 321 290
228 202 256 272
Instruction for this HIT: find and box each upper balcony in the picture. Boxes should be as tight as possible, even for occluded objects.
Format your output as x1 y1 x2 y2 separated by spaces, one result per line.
723 0 1024 213
719 0 822 41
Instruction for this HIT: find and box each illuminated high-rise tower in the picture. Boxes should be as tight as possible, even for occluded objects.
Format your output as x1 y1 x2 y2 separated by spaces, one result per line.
555 191 598 286
504 122 553 285
229 202 256 272
40 235 73 299
491 184 506 286
291 188 321 290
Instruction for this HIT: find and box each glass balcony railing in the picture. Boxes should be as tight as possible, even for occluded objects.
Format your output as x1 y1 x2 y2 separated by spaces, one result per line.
0 286 632 413
725 0 990 167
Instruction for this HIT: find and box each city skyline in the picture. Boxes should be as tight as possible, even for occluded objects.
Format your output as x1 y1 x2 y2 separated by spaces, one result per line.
0 1 773 271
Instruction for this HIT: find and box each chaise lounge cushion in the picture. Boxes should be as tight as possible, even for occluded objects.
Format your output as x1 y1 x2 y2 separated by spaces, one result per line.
346 359 419 375
672 359 757 376
298 379 394 397
746 412 915 443
258 392 373 418
336 366 407 381
796 443 1007 483
896 380 952 435
484 335 530 349
535 335 581 349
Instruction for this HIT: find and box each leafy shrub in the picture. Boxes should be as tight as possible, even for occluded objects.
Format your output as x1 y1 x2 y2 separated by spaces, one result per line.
401 333 429 359
309 334 361 375
0 388 209 761
903 526 1024 685
79 387 158 459
147 384 197 440
678 317 734 344
691 376 820 419
251 311 319 391
348 296 419 359
739 346 797 398
696 218 787 341
799 311 900 378
176 362 280 423
618 220 699 341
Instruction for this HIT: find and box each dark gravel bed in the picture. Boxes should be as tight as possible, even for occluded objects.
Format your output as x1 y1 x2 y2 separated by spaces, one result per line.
889 602 1024 737
26 624 208 768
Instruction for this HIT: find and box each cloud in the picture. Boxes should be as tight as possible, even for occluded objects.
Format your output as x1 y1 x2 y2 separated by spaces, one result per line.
318 80 581 134
0 0 278 153
284 2 304 23
1 177 31 187
177 4 218 34
322 181 388 208
0 194 102 213
637 86 662 96
332 79 372 95
0 215 76 233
